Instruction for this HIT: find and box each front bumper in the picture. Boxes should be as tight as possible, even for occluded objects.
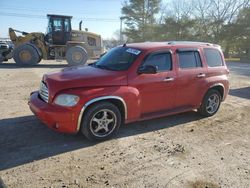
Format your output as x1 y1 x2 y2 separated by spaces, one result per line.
29 91 79 133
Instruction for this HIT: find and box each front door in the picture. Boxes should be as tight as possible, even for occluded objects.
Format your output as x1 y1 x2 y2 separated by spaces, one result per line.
130 50 177 115
51 17 71 45
51 17 64 45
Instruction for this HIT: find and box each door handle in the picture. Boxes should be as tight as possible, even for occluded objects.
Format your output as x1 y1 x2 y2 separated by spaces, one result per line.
197 73 206 78
163 77 174 82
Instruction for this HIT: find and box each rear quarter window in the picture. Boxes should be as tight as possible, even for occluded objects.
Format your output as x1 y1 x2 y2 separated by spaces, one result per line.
204 48 224 67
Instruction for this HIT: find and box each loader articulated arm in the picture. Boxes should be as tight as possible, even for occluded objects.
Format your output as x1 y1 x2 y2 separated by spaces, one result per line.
9 28 29 36
9 28 29 44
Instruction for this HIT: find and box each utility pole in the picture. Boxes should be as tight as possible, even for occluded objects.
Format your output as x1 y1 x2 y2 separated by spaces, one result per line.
120 16 126 44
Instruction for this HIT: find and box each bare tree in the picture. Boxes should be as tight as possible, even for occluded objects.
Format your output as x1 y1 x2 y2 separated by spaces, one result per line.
191 0 213 41
170 0 192 20
208 0 250 41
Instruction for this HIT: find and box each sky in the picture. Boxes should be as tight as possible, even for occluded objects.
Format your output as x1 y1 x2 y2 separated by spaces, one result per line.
0 0 123 39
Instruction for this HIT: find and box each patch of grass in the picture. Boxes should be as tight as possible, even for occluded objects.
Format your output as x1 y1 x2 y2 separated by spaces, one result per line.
225 58 240 62
188 180 220 188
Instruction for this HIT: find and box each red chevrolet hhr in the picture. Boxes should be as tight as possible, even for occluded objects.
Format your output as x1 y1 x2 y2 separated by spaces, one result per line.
29 41 229 141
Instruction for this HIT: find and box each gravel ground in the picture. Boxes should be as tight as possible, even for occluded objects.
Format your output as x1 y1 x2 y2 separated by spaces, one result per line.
0 60 249 188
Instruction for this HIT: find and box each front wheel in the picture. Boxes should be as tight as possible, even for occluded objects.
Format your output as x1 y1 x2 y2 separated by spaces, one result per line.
13 44 40 66
81 102 121 141
198 89 221 117
0 54 4 63
66 46 88 66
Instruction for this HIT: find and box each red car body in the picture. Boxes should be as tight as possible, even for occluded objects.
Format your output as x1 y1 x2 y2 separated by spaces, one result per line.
29 41 229 135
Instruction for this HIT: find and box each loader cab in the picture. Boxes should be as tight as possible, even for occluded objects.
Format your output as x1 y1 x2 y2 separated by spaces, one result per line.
46 14 72 45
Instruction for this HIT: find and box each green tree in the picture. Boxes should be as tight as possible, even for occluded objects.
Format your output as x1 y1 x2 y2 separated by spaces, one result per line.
122 0 161 42
156 0 196 41
233 7 250 58
157 16 196 41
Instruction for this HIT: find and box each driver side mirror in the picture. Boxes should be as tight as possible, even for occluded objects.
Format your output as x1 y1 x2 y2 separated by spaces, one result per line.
138 65 158 74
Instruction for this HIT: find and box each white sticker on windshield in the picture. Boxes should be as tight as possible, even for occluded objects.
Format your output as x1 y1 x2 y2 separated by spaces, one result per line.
126 48 141 55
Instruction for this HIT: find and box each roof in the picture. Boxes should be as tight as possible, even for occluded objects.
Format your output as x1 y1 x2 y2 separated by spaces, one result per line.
126 41 220 50
47 14 72 19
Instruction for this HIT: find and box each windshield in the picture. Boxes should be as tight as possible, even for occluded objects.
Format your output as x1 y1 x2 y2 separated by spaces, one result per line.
93 47 141 71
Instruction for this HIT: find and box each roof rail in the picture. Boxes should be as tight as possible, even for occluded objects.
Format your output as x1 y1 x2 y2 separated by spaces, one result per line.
167 41 213 46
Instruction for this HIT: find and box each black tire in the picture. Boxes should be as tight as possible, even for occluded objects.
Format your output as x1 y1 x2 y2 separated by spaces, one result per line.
66 46 88 66
0 177 7 188
198 89 222 117
81 102 121 141
13 44 40 66
0 54 4 64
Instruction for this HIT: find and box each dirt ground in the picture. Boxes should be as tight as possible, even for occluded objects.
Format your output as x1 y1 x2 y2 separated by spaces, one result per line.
0 60 249 188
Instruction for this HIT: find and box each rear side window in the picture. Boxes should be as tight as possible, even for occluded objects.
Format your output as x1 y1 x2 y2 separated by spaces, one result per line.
144 52 172 71
178 51 202 69
204 48 223 67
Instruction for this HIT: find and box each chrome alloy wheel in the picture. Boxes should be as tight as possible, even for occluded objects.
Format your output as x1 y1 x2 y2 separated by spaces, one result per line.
206 94 220 114
89 109 117 138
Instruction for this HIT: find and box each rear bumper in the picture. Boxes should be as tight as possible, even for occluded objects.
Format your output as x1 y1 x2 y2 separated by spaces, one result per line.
28 91 79 133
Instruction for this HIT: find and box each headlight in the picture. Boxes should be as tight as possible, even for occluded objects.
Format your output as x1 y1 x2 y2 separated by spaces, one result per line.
54 94 80 107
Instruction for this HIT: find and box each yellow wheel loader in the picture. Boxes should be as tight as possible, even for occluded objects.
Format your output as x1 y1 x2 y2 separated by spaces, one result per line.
9 14 104 66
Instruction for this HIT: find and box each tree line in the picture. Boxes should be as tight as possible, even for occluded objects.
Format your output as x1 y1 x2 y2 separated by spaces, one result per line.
121 0 250 58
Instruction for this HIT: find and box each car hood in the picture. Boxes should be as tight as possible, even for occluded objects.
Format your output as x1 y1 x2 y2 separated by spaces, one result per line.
43 65 127 98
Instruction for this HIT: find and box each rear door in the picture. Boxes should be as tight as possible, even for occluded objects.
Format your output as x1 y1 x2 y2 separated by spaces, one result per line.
175 48 207 108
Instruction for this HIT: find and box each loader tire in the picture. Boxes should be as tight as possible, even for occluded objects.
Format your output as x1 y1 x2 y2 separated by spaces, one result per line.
13 44 40 66
66 46 88 66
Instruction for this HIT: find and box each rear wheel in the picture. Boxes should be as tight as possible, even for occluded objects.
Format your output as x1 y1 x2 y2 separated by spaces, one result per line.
66 46 88 66
198 89 221 117
13 44 40 66
81 102 121 141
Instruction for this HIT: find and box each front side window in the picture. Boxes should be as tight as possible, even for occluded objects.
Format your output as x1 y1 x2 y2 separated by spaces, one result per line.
178 51 202 69
53 18 63 31
93 47 141 71
204 48 223 67
143 52 172 71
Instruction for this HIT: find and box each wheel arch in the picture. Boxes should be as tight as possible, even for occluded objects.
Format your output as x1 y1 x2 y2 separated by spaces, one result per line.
76 96 127 132
208 83 225 100
67 41 86 49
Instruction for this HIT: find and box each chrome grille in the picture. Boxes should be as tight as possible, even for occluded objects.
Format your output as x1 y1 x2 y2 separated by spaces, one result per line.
39 82 49 103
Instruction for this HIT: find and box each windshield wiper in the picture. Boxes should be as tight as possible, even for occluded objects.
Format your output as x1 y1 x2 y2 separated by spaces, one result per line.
95 64 114 71
88 61 97 66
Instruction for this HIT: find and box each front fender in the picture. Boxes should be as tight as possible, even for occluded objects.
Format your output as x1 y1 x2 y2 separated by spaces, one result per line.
56 86 142 130
77 86 142 121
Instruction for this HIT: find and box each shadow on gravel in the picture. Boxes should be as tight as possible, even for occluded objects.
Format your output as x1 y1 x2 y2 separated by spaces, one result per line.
0 111 202 171
0 63 67 69
229 87 250 99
